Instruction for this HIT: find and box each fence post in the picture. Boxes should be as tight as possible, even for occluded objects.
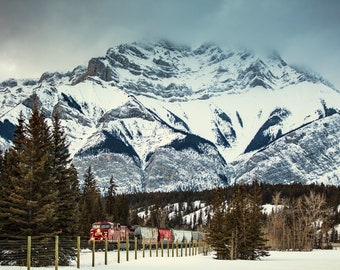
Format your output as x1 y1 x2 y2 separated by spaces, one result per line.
172 241 174 257
91 240 95 267
134 237 138 260
156 240 158 257
77 236 80 269
176 240 178 257
55 236 59 270
117 237 120 264
150 238 153 257
167 240 169 257
27 236 31 270
142 237 145 258
105 237 108 265
126 234 129 262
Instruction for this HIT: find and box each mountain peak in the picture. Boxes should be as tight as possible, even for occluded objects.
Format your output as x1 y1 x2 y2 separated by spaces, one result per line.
72 40 330 100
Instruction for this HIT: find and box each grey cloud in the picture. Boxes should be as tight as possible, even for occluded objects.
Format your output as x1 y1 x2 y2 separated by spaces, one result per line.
0 0 339 89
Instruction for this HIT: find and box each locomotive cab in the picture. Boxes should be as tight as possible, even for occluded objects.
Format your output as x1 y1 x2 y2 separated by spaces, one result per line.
89 221 114 248
89 221 132 250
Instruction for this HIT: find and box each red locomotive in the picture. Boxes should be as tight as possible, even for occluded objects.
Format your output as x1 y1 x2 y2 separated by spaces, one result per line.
89 221 134 249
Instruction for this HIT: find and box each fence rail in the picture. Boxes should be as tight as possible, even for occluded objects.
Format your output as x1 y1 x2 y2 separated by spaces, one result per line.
0 236 208 269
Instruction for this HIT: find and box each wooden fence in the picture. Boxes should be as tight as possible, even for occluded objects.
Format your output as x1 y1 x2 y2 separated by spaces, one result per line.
0 236 209 269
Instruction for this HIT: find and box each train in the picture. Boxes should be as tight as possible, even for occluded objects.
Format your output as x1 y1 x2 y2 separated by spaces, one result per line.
88 221 204 250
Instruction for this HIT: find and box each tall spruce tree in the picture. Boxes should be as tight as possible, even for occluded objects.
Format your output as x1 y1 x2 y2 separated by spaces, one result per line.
0 103 59 265
51 113 80 236
247 180 269 259
2 104 58 237
0 149 4 172
206 187 229 259
0 112 26 239
79 165 104 237
23 102 58 237
105 175 117 220
225 182 269 260
51 113 80 264
207 183 269 260
114 194 129 224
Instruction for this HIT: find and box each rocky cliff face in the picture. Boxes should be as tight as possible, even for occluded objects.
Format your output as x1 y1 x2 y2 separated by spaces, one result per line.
77 40 333 99
0 40 339 193
228 113 340 185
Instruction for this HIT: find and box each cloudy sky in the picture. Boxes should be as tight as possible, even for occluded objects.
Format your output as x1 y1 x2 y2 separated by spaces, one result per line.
1 0 340 89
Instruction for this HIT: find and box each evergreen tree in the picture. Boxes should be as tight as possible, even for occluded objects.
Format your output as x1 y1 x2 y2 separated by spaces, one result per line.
0 112 26 238
22 102 58 238
51 113 80 236
114 194 129 224
79 165 104 237
206 187 229 259
226 182 269 260
248 180 269 258
3 104 58 237
0 103 59 265
105 175 117 220
51 113 80 264
207 183 269 260
0 149 4 172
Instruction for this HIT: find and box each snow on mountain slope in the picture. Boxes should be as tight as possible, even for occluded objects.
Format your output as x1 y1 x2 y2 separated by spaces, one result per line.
228 113 340 185
71 95 229 193
138 81 340 161
0 40 339 192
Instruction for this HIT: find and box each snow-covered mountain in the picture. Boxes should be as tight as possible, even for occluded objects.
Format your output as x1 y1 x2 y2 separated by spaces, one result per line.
0 40 339 193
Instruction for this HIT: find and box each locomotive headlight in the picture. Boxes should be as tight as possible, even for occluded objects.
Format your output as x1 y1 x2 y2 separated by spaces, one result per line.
96 228 100 233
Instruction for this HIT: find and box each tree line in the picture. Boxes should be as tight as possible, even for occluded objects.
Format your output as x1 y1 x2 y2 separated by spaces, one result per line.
0 101 339 264
205 182 339 260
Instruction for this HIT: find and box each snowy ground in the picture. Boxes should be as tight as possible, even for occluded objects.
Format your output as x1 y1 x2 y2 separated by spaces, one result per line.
1 249 340 270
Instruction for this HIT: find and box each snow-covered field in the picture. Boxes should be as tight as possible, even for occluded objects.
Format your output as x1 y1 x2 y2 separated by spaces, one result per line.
1 249 340 270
